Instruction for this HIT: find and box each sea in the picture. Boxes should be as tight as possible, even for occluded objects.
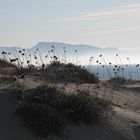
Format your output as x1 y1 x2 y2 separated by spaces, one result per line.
86 64 140 81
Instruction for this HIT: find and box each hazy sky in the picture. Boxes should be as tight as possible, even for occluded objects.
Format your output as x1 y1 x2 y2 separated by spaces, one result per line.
0 0 140 50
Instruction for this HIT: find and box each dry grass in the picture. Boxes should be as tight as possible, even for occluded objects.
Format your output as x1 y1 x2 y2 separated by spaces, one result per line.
15 85 110 138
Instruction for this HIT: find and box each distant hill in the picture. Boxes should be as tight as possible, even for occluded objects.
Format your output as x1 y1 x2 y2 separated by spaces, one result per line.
0 42 139 64
32 42 122 64
0 42 120 55
32 42 120 55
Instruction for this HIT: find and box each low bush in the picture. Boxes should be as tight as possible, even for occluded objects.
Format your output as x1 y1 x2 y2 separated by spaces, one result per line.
15 85 109 138
43 61 99 83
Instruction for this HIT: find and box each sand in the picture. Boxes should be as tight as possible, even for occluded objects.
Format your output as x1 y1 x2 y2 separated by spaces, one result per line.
0 89 46 140
0 82 140 140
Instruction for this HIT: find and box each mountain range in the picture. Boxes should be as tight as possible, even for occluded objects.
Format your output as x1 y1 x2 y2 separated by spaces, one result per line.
0 42 139 64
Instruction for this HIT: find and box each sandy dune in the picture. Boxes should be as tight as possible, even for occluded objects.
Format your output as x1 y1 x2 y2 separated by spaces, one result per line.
0 82 140 140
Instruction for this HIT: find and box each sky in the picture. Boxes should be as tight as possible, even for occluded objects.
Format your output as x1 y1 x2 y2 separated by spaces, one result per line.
0 0 140 50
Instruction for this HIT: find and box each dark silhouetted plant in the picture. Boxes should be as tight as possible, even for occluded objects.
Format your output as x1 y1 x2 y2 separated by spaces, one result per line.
15 85 109 138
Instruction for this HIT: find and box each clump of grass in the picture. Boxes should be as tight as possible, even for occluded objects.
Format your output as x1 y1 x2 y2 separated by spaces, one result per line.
10 80 25 90
0 58 16 68
0 76 16 85
43 61 99 83
0 58 17 76
15 85 109 138
0 67 17 76
108 76 128 89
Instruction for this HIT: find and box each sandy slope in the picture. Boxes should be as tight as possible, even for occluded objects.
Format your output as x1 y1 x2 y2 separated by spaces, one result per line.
0 82 139 140
0 89 46 140
109 85 140 140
